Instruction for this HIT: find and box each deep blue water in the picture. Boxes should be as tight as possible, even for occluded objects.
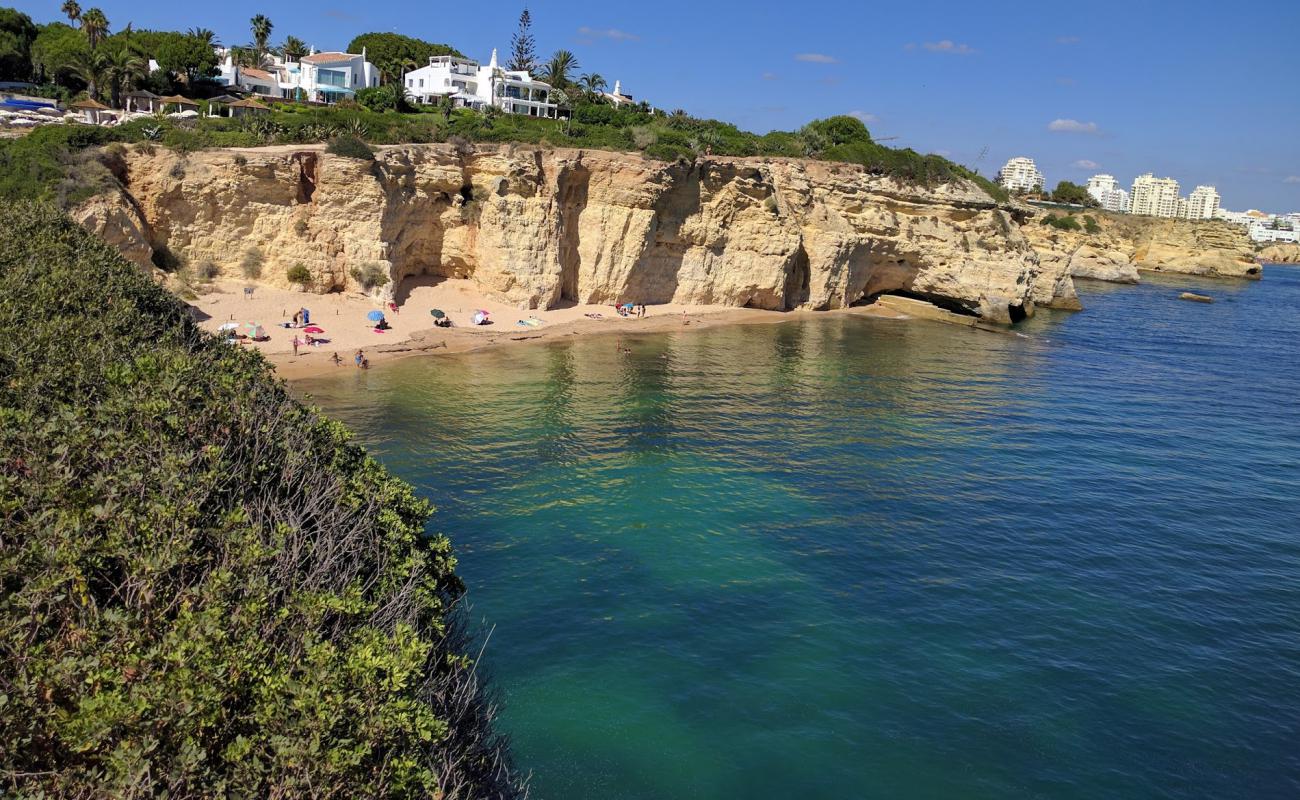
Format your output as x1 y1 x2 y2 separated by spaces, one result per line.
295 268 1300 799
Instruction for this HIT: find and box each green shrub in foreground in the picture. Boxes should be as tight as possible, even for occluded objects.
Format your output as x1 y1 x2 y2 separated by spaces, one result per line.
0 203 525 798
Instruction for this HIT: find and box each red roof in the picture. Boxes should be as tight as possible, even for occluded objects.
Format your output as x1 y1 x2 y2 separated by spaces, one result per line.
300 52 354 64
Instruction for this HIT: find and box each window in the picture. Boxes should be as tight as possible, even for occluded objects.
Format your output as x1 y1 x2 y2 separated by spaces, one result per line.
419 79 424 88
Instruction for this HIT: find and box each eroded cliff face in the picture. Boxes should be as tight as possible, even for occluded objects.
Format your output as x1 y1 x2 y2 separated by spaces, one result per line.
1257 243 1300 264
1024 211 1260 288
82 143 1061 323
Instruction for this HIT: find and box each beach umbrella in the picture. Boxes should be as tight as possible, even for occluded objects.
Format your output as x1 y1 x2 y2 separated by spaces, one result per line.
367 310 386 323
217 321 239 332
430 309 446 319
472 310 490 325
303 325 325 334
244 323 268 339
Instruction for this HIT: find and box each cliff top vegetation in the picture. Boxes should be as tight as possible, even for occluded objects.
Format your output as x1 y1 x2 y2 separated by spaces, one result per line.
0 4 1008 206
0 202 525 798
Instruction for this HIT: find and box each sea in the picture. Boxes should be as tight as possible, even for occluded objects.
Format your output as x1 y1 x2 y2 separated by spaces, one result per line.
293 267 1300 799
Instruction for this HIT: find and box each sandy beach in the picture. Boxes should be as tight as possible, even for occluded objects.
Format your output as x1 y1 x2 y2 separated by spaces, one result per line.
188 277 910 379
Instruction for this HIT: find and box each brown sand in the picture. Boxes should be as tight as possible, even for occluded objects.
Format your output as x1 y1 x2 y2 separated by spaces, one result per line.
190 277 908 379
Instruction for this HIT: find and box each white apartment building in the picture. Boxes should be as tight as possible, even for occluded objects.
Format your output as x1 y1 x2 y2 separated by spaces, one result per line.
1183 185 1220 220
1085 174 1130 213
996 157 1044 193
403 49 558 118
214 47 379 103
1129 173 1181 218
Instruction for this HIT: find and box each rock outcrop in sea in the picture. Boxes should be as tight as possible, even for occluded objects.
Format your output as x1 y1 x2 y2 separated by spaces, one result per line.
1023 211 1260 289
76 143 1060 324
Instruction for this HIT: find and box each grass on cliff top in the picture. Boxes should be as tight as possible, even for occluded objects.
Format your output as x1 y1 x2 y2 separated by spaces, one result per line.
0 104 1008 205
0 202 525 798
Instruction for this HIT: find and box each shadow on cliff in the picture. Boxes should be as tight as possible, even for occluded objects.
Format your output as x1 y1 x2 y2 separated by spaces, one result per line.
620 161 702 304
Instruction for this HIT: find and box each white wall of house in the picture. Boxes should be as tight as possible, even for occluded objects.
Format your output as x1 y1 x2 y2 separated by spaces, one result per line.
404 49 558 118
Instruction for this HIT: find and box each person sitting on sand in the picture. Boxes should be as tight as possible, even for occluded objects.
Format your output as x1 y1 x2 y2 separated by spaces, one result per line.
304 333 316 346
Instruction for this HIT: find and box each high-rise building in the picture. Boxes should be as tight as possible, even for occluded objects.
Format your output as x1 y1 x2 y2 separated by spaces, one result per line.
1185 185 1221 220
1129 173 1181 218
1086 174 1129 213
996 157 1045 193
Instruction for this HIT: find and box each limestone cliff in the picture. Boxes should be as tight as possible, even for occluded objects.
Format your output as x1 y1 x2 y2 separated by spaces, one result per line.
1257 243 1300 264
81 143 1063 324
1024 210 1260 288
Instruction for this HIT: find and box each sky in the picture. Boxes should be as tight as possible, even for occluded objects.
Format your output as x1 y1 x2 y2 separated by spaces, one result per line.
14 0 1300 211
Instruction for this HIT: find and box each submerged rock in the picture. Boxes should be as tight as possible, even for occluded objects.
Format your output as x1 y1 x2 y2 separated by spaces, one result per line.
1179 292 1214 303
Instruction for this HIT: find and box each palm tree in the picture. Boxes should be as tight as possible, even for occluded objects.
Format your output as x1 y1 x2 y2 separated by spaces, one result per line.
102 42 146 108
539 50 578 90
70 48 107 101
187 27 219 48
80 7 109 49
61 0 81 25
249 14 273 60
281 34 307 62
579 72 607 96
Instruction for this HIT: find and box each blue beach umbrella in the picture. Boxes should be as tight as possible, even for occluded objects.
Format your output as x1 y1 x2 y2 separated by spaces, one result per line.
367 310 385 323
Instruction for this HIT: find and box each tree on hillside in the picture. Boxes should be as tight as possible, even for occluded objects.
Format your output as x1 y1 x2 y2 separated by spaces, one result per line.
101 40 146 107
578 72 607 97
69 47 106 99
249 14 272 60
30 22 88 87
802 115 872 146
60 0 81 26
0 8 38 81
345 33 461 83
539 49 577 89
156 32 220 84
1050 180 1098 207
80 7 108 49
507 7 535 73
186 27 219 48
281 34 307 61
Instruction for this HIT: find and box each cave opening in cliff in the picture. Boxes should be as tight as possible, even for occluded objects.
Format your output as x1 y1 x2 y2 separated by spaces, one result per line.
783 245 811 310
878 289 980 318
1007 302 1028 323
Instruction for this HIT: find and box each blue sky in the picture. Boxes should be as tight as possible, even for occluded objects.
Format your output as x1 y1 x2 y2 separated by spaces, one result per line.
15 0 1300 210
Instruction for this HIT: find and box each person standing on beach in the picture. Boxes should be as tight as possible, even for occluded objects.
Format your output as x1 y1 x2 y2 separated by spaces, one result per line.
292 336 301 356
355 349 364 367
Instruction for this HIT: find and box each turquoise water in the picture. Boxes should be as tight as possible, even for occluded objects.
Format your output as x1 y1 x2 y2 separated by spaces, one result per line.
295 269 1300 799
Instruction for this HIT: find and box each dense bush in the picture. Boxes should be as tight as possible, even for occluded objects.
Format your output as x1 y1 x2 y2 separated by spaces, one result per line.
325 134 376 160
1040 212 1083 231
285 262 313 285
0 203 525 798
351 262 391 291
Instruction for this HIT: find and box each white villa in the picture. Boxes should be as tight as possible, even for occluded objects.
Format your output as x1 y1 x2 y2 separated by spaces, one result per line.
215 47 380 104
403 49 558 118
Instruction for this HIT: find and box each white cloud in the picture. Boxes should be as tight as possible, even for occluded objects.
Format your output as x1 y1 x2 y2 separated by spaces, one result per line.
577 26 639 41
1072 159 1100 169
921 40 976 55
761 72 779 81
1284 176 1300 184
1048 118 1101 134
795 53 838 64
1056 35 1081 45
848 110 878 123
